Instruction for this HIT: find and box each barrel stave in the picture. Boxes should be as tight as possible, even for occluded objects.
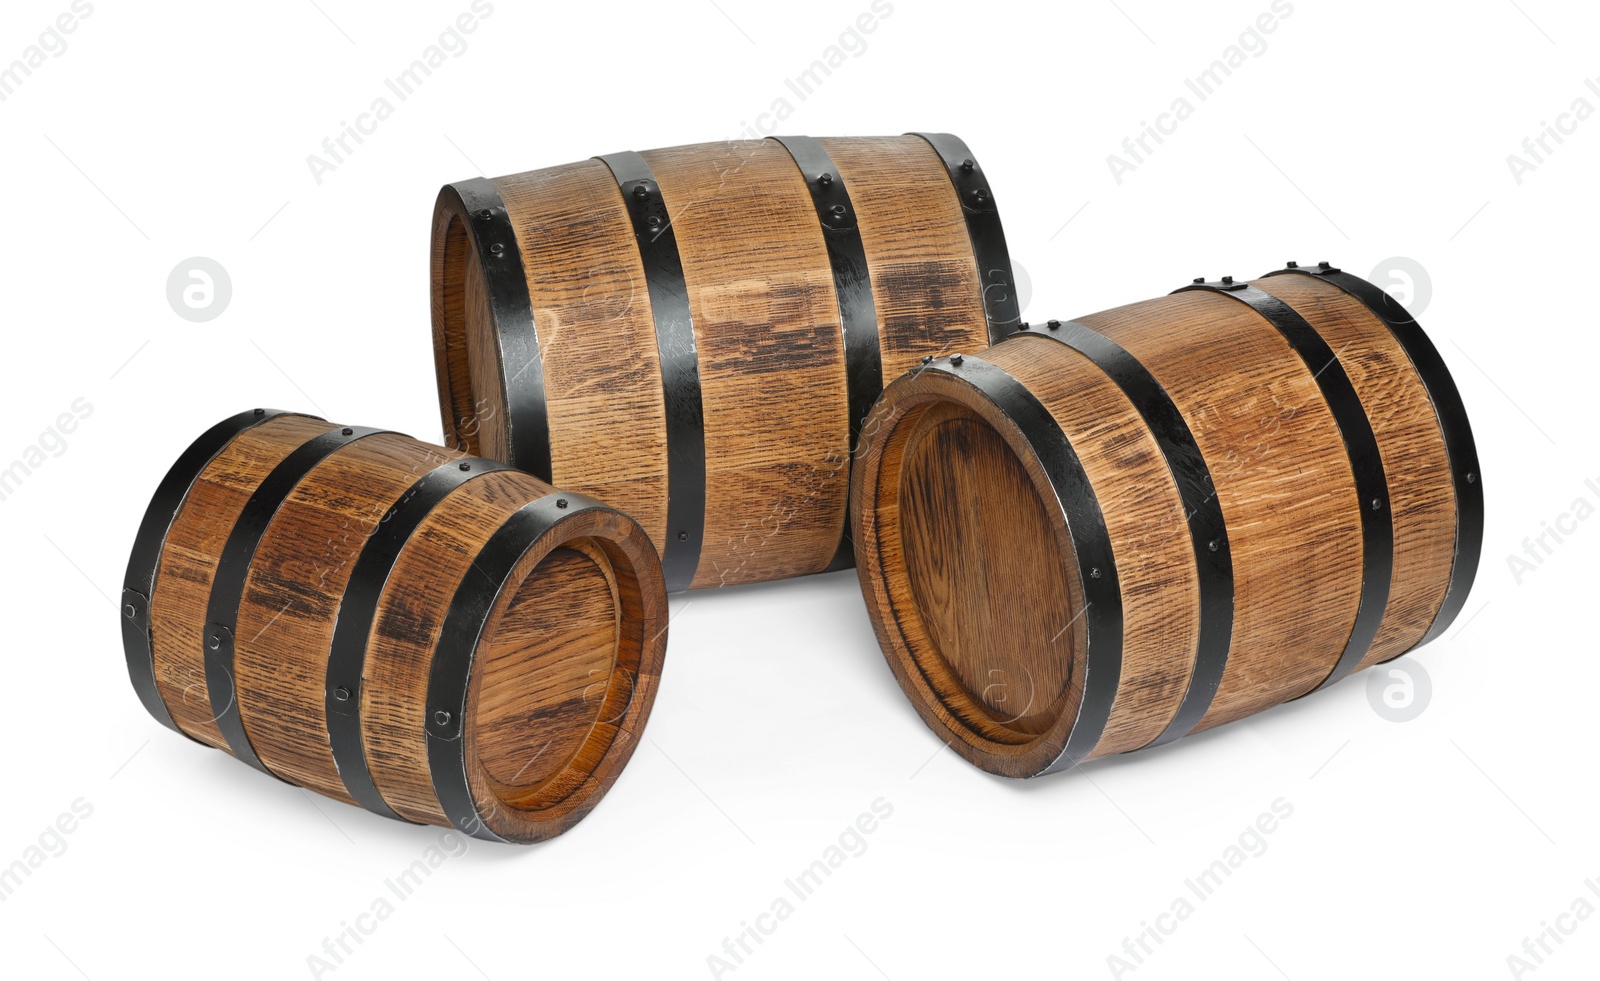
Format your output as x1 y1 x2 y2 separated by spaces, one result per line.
1079 290 1365 730
150 413 332 751
1249 274 1456 667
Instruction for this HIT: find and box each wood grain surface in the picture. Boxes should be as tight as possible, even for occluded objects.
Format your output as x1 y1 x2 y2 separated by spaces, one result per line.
853 280 1464 775
643 140 849 587
150 413 332 751
988 338 1202 757
819 136 991 382
1082 291 1364 731
235 432 447 802
498 162 670 546
1251 275 1456 667
137 418 667 841
431 135 997 590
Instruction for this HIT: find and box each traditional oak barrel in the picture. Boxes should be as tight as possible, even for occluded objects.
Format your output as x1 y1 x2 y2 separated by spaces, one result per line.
120 410 667 843
851 263 1483 777
431 133 1020 591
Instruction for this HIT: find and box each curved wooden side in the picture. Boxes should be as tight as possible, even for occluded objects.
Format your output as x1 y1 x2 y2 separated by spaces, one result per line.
496 162 670 547
1251 275 1457 667
234 433 454 802
818 136 991 381
149 414 333 751
985 339 1202 757
642 140 849 587
362 469 557 826
1079 291 1364 731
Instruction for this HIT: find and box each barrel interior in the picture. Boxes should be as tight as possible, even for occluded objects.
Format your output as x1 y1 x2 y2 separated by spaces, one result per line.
859 383 1088 778
472 541 617 803
433 210 500 459
464 518 655 840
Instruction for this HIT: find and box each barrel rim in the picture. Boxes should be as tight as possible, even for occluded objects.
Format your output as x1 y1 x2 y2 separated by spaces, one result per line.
425 492 668 843
851 358 1123 778
430 178 552 480
120 408 307 737
1260 262 1484 652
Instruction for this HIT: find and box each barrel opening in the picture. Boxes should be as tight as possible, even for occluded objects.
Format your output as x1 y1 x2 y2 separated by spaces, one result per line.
856 378 1089 778
464 511 663 841
432 197 509 461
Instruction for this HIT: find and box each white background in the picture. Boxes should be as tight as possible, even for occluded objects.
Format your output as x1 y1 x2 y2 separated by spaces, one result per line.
1 1 1595 978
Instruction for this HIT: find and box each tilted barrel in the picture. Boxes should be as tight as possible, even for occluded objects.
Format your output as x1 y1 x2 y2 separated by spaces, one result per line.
120 410 667 842
850 263 1483 777
430 134 1019 591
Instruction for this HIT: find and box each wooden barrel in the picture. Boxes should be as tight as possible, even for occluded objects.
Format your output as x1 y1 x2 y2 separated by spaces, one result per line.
120 410 667 843
851 263 1483 777
430 133 1020 591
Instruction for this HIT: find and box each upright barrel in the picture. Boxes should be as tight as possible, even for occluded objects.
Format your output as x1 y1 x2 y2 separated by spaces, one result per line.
851 263 1482 777
430 134 1020 591
120 410 668 843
